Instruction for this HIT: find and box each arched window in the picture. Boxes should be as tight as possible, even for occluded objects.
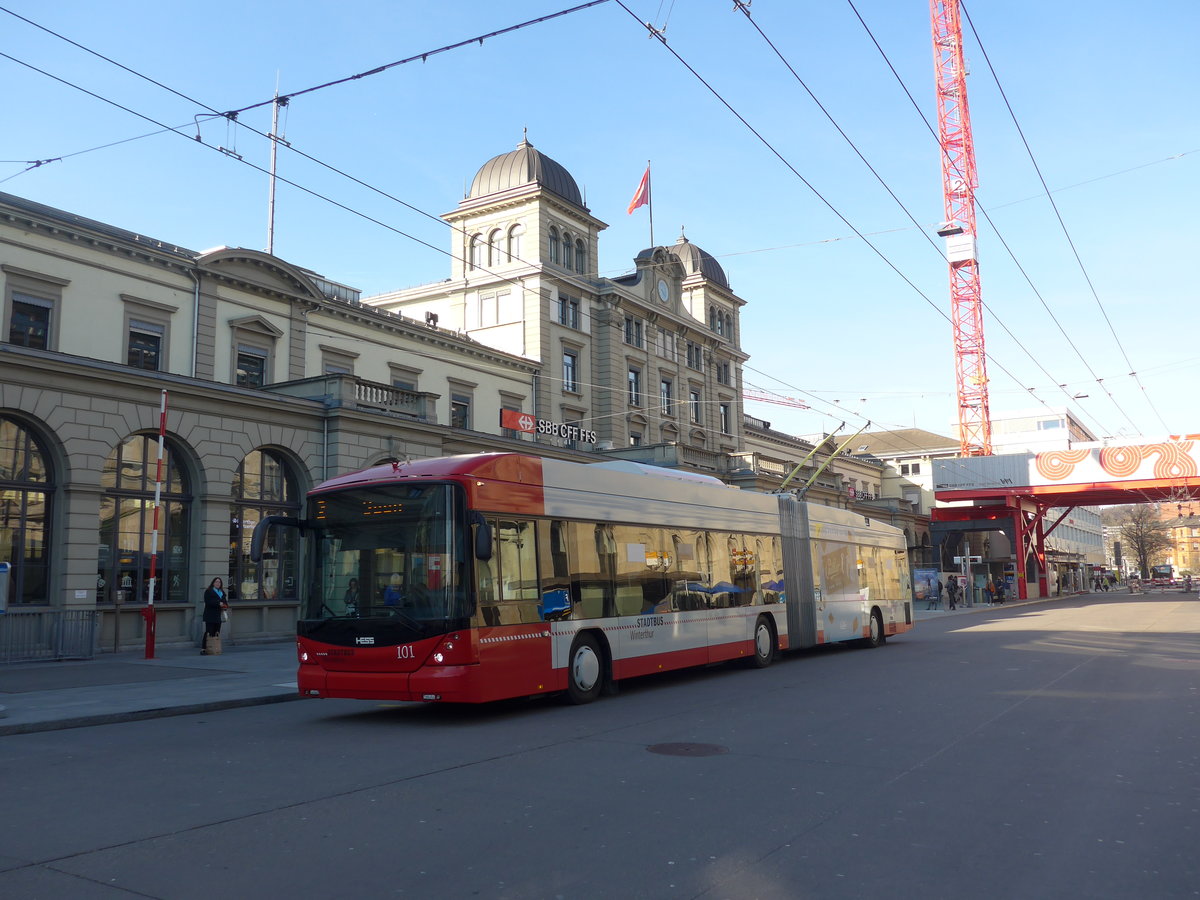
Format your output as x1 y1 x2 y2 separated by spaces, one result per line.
98 434 192 605
468 234 482 269
562 231 573 270
709 306 720 333
507 224 523 262
724 314 733 340
548 226 560 264
575 239 586 274
229 449 300 602
488 229 502 267
0 415 52 605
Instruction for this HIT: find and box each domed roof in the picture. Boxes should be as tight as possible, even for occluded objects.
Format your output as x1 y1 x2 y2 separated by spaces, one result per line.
468 137 583 207
667 234 729 289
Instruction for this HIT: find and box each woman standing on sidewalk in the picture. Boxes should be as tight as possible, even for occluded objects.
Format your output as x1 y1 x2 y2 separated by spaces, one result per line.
201 576 229 655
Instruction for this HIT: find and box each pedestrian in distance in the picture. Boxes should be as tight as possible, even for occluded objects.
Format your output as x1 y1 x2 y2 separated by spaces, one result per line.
984 576 995 605
947 579 958 610
201 576 229 655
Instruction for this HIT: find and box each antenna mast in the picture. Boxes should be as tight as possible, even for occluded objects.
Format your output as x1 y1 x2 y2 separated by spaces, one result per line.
266 91 289 255
931 0 992 455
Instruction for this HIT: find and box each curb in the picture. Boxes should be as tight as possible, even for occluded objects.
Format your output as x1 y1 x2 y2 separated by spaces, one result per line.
0 691 304 737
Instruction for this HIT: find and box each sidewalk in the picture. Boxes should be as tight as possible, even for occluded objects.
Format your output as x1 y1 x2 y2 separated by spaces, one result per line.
0 642 300 736
912 585 1186 620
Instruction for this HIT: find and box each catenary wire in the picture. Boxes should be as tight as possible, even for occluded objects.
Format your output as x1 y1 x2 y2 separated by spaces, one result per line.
1 5 1142 454
611 0 1080 438
958 0 1171 435
732 1 1118 441
843 0 1147 439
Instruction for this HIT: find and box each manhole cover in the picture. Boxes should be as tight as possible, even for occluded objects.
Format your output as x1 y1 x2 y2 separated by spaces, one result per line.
647 742 729 757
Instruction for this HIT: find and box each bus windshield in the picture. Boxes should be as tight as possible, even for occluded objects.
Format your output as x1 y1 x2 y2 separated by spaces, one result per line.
305 483 470 628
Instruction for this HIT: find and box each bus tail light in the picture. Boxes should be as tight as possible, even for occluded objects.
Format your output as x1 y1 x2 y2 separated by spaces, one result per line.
427 633 478 666
298 641 316 665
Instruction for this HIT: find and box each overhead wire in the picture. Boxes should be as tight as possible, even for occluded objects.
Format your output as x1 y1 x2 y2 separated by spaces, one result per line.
844 0 1152 436
844 0 1147 437
0 0 1177 444
732 1 1118 441
0 14 754 437
842 0 1134 436
3 3 1156 465
957 0 1171 435
611 0 1083 449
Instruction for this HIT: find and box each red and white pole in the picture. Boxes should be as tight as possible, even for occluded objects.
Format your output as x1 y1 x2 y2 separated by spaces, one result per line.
143 389 168 659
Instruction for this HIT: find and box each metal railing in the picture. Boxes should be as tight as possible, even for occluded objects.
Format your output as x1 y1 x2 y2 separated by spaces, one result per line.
0 609 98 663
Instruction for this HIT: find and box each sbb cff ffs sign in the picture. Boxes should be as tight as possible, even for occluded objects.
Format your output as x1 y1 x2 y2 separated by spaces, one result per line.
500 410 597 445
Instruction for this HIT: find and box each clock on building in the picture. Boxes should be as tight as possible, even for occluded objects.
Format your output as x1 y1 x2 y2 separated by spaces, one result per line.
657 278 669 302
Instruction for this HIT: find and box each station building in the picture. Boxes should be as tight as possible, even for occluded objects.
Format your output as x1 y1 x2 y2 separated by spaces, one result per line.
0 138 928 656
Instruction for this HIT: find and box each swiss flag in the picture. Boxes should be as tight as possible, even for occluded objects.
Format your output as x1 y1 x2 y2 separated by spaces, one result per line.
627 166 650 214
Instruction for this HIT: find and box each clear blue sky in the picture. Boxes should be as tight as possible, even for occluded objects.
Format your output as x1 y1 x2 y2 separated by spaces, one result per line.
4 1 1197 443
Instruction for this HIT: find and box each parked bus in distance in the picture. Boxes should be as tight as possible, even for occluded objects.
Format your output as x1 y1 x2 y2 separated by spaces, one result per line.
253 453 914 705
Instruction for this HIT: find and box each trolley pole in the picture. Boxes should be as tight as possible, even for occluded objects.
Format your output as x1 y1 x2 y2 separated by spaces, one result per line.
142 389 168 659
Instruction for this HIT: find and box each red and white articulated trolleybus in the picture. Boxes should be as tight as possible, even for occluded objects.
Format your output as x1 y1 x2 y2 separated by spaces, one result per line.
253 453 914 705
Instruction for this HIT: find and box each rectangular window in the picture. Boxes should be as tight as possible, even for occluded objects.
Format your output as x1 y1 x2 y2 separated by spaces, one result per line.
479 291 499 327
563 351 578 392
686 342 703 370
657 330 676 361
236 346 268 388
715 361 731 385
9 294 52 349
558 295 580 329
628 368 642 407
451 393 471 430
320 345 358 376
660 378 673 415
127 320 163 370
624 316 643 348
719 403 731 434
690 390 702 423
630 432 643 447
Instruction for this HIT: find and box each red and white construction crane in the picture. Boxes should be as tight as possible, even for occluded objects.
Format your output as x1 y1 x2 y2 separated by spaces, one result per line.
930 0 992 455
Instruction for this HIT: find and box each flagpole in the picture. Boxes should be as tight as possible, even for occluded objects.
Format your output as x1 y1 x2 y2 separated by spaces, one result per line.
647 160 654 247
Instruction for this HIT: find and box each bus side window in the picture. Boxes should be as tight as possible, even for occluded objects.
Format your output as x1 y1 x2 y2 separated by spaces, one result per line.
476 523 500 626
492 519 541 624
538 521 574 622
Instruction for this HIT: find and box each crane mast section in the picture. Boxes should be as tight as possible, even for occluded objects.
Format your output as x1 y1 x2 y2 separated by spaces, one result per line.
931 0 992 456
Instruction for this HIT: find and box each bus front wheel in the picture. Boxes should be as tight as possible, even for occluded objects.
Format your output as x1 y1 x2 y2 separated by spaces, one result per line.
567 633 604 704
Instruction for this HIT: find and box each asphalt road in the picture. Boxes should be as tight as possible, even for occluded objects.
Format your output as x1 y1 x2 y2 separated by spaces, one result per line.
0 593 1196 899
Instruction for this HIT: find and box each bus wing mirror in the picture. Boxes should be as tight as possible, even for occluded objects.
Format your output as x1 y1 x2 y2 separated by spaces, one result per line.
472 514 493 561
250 516 304 563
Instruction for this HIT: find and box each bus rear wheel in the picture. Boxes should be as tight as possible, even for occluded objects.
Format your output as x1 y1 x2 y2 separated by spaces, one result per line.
750 616 775 668
863 609 885 648
567 633 604 704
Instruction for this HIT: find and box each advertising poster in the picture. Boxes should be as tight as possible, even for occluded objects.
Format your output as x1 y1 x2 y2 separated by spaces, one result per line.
914 567 937 602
